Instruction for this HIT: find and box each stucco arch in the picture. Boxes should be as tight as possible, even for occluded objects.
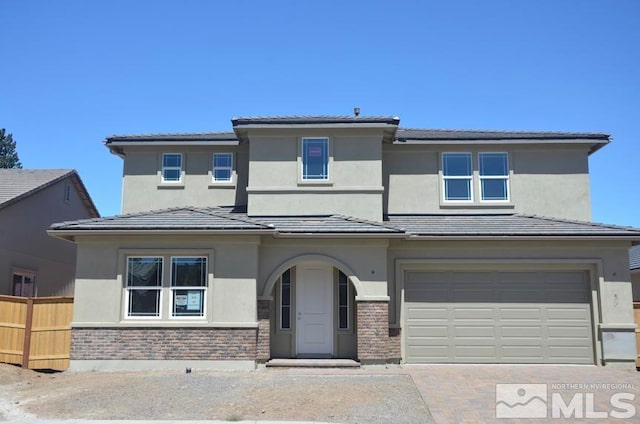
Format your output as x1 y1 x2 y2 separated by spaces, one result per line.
261 253 364 297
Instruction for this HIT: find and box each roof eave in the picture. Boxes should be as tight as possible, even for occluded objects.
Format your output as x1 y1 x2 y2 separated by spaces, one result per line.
272 232 405 239
47 228 275 240
404 234 640 241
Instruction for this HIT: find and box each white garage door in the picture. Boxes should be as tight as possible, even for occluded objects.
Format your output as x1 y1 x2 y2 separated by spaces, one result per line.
404 270 594 364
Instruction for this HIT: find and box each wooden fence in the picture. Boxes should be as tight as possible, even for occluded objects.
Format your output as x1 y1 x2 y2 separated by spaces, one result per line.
0 295 73 370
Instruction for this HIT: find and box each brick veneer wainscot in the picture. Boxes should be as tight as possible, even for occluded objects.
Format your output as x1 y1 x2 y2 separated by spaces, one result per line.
71 327 256 360
356 300 389 364
256 299 271 362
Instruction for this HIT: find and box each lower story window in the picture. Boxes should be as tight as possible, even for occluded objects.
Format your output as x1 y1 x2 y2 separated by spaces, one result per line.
171 257 207 318
280 269 291 330
12 270 36 297
126 257 162 318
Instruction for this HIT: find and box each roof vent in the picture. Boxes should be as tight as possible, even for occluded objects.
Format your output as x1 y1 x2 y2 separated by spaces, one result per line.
354 107 360 117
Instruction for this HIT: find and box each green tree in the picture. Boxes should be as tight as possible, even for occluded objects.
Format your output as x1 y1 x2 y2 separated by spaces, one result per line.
0 128 22 168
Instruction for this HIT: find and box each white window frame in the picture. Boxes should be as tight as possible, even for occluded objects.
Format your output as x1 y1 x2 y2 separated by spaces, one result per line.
478 152 510 202
338 271 349 330
212 152 234 183
125 256 163 320
279 269 291 330
12 269 36 297
442 152 473 202
169 256 207 320
301 137 330 181
161 153 183 183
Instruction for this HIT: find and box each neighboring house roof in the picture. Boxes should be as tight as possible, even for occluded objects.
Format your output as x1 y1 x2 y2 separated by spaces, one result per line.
49 208 640 241
630 245 640 271
0 169 99 217
103 115 610 154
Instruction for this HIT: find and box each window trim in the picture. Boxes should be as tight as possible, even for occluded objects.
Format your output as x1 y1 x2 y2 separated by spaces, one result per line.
442 152 473 203
161 153 183 183
299 137 332 183
279 269 291 331
211 152 234 184
478 152 510 202
12 268 36 297
169 256 208 320
124 256 163 320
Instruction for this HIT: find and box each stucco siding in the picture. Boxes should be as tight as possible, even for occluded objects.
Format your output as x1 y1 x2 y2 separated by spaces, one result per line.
0 177 93 296
121 147 247 214
246 128 384 220
72 235 260 326
383 145 591 221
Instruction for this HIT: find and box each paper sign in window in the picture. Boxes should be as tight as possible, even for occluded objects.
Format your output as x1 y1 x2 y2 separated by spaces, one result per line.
187 291 201 311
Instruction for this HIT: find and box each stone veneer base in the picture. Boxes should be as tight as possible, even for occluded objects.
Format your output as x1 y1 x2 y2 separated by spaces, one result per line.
71 327 257 361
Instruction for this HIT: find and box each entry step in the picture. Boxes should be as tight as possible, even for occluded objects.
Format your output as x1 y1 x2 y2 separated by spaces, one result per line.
266 359 360 368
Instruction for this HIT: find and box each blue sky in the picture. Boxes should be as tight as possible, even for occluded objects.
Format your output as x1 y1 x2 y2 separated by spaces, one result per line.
1 0 638 226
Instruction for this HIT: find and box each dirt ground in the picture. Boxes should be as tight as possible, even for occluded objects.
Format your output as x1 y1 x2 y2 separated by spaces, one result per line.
0 364 433 423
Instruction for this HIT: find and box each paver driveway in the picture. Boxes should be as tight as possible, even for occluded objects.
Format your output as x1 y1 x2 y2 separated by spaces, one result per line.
408 364 639 423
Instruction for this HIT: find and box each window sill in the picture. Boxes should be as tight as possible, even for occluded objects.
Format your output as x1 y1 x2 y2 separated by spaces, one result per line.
158 183 185 190
440 202 515 209
297 180 333 186
208 182 236 189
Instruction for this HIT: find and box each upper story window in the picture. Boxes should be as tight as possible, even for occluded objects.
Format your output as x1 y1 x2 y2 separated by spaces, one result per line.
442 152 473 201
162 153 182 183
302 137 329 180
212 153 233 182
479 152 509 201
441 152 510 203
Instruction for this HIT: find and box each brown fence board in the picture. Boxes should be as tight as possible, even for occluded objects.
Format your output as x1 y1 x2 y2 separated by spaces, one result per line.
0 295 73 370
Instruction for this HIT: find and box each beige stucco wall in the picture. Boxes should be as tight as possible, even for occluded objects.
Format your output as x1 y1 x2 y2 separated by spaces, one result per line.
121 145 248 214
0 177 94 296
72 235 260 326
384 145 592 221
246 128 384 221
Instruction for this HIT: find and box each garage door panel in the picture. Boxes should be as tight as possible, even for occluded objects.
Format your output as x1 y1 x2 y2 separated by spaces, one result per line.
452 306 495 319
455 326 495 337
547 307 589 320
455 346 497 358
407 325 448 337
407 305 449 320
404 269 593 364
499 307 543 319
501 326 542 337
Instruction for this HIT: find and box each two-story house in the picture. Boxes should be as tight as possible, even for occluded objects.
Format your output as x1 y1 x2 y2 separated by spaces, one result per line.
49 115 640 371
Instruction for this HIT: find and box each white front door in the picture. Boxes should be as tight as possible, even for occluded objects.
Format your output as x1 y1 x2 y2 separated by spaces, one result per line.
296 264 333 356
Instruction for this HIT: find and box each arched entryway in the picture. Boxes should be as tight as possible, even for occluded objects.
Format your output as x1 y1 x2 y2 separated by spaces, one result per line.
261 254 361 360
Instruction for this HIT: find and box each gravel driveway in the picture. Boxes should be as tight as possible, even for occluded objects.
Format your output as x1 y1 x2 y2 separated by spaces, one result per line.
0 364 433 423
